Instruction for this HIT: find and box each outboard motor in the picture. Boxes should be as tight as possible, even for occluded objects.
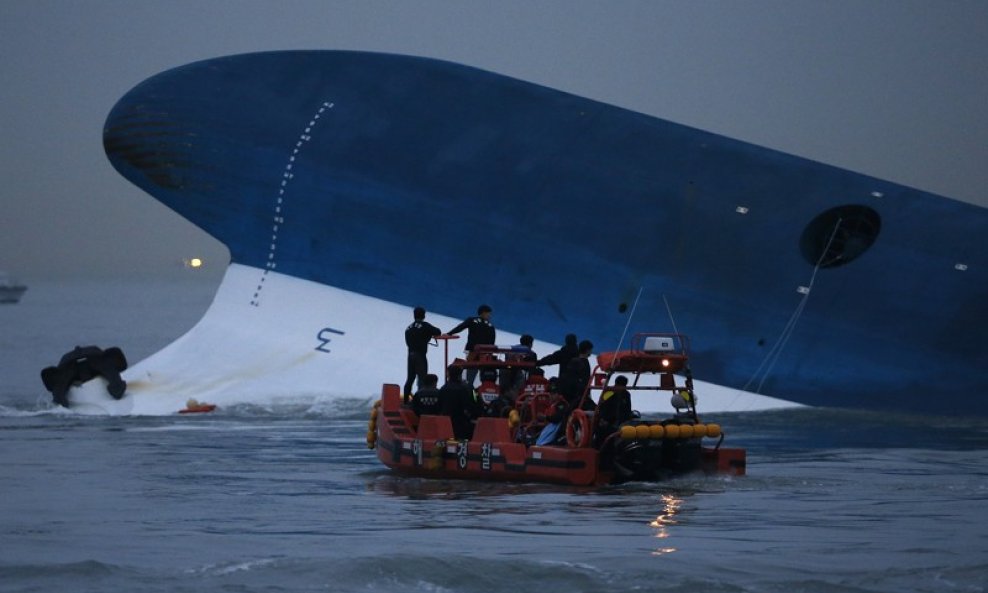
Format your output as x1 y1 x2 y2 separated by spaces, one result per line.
41 345 128 407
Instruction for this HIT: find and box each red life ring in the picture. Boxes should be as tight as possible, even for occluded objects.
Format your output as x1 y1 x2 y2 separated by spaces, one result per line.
566 409 591 448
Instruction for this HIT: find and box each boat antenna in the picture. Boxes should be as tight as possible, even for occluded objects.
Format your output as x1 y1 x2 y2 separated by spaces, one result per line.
663 294 680 336
614 286 644 355
665 294 698 420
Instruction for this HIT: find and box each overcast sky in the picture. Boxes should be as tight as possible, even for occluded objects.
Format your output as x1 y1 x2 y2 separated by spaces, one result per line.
2 0 986 279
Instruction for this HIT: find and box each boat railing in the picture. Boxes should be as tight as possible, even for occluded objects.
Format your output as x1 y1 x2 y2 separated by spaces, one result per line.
447 344 538 370
575 332 697 419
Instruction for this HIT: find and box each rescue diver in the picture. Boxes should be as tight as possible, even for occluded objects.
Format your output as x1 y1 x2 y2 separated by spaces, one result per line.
404 306 442 402
41 345 128 407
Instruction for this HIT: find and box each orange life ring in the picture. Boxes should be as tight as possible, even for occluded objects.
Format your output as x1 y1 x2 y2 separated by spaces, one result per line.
566 409 592 448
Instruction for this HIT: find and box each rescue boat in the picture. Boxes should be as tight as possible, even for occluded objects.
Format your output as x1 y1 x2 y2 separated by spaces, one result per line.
369 333 745 486
178 399 217 414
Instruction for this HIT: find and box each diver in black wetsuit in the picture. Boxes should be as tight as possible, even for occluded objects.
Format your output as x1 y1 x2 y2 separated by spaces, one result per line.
41 345 128 407
404 306 442 401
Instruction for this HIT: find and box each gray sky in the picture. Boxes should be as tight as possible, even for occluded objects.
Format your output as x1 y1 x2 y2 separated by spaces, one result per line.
2 0 986 279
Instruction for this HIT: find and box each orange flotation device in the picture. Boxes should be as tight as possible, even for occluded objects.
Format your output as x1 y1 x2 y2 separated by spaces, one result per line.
565 408 592 448
179 399 216 414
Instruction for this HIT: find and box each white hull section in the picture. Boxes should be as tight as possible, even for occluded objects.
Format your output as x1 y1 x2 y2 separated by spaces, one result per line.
65 264 801 415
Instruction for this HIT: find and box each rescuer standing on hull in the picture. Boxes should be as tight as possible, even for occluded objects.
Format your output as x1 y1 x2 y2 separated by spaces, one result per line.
404 306 442 402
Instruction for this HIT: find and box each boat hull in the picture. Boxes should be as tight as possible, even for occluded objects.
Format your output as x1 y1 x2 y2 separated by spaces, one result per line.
101 51 987 415
57 264 795 415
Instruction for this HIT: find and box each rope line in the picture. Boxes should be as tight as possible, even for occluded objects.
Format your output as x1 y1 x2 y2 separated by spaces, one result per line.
741 217 844 396
614 286 644 356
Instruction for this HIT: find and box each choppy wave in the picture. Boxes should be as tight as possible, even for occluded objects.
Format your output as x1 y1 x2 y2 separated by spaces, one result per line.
0 395 377 420
4 282 987 593
5 555 986 593
3 411 987 593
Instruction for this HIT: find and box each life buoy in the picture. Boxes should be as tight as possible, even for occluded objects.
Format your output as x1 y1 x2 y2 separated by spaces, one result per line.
566 409 592 448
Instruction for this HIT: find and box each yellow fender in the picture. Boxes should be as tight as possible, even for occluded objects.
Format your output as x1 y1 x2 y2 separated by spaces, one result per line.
366 399 381 449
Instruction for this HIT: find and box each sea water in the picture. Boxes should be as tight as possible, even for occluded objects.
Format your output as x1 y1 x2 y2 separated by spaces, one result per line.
2 280 986 593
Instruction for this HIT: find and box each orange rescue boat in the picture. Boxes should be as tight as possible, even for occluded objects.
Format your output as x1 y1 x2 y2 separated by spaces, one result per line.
369 333 745 486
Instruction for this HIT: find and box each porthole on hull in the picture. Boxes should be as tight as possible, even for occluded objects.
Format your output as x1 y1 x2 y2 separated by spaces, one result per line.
800 205 881 268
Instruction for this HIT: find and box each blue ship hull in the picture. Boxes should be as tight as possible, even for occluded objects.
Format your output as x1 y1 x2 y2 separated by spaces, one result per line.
103 51 987 415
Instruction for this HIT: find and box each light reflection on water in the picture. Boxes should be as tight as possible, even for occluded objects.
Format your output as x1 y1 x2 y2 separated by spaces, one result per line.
649 493 682 555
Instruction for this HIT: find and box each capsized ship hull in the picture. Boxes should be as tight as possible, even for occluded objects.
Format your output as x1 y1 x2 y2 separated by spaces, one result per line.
96 51 985 416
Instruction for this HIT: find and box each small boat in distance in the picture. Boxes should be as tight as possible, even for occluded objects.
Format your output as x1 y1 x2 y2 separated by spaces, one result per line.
178 399 217 414
0 272 26 304
369 333 745 486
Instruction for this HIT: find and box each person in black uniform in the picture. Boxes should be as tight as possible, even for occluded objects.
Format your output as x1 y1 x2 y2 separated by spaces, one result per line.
411 373 443 417
404 306 442 401
447 304 495 386
440 366 479 440
558 340 594 408
536 334 578 379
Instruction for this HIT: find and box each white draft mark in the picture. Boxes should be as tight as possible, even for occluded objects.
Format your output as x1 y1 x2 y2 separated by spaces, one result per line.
251 101 335 306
